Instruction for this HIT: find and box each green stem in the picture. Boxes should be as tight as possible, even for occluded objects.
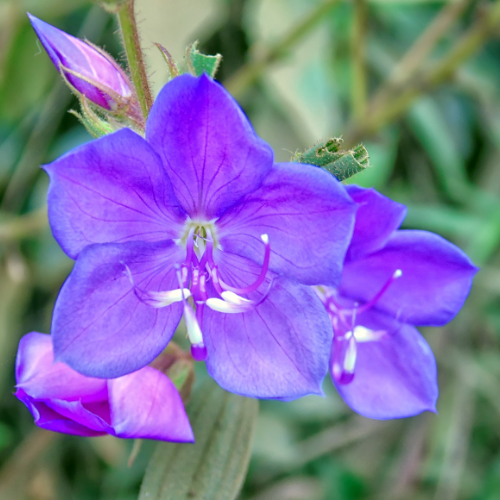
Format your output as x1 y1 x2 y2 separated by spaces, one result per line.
344 0 500 147
224 0 341 98
351 0 368 119
117 0 153 119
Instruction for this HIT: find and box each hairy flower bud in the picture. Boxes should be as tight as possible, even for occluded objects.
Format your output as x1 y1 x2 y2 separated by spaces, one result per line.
28 14 141 122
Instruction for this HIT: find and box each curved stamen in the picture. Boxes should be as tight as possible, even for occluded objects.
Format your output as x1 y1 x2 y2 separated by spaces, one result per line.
205 278 275 314
331 333 357 385
175 267 207 361
352 269 402 315
218 234 271 295
123 264 190 307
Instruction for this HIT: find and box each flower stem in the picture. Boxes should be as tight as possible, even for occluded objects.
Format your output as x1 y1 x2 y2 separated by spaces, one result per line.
117 0 153 119
224 0 341 98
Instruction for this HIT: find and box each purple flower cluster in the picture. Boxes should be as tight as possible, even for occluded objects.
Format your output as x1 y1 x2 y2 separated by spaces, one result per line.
14 17 478 441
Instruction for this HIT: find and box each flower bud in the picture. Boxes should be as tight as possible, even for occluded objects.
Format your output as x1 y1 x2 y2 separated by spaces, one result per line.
28 14 139 119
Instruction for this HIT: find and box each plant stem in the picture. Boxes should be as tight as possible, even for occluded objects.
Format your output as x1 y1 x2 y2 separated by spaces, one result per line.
224 0 341 98
0 207 48 242
351 0 368 119
344 0 500 146
117 0 153 119
367 0 472 116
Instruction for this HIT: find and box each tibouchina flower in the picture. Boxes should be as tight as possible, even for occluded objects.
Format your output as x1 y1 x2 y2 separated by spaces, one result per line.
315 186 478 419
15 332 194 441
45 74 356 399
28 14 140 120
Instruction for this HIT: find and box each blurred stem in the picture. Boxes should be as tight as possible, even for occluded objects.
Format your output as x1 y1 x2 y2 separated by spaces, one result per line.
351 0 368 119
117 0 153 119
225 0 341 98
0 207 48 242
344 0 500 146
0 6 108 213
0 429 57 498
368 0 471 115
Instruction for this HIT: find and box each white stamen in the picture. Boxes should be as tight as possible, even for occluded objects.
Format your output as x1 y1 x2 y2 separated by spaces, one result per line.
184 304 203 345
220 291 252 305
394 269 403 278
343 336 357 373
206 291 254 313
353 325 386 342
147 288 191 308
261 233 269 244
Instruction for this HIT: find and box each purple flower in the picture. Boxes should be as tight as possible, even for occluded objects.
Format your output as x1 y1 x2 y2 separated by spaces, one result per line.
44 74 356 400
315 186 478 419
15 332 194 441
28 14 139 118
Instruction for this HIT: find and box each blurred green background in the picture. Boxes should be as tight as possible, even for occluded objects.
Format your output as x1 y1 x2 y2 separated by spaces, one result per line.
1 0 499 498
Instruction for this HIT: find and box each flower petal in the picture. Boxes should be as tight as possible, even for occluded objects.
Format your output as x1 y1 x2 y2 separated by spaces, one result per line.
109 367 194 442
44 128 186 259
204 252 332 399
345 185 406 260
146 74 273 218
52 240 184 378
332 312 438 419
15 389 107 437
217 163 356 286
16 332 107 402
340 230 478 325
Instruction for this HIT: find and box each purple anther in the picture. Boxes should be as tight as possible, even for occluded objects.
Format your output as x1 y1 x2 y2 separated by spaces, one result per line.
191 343 207 361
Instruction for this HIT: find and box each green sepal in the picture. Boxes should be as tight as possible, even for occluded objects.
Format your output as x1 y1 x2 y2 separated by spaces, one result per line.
185 41 222 78
155 43 181 81
70 97 114 138
294 138 370 181
138 379 258 500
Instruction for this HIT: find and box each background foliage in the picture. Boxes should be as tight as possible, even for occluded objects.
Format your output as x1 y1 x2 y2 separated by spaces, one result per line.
0 0 499 498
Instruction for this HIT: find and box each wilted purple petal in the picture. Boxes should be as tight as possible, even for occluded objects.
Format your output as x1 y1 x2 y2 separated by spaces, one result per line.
16 332 107 402
109 366 194 442
44 128 185 259
52 240 184 378
146 74 273 218
332 311 438 419
204 252 332 399
217 163 356 286
339 230 478 326
345 185 406 261
15 389 107 437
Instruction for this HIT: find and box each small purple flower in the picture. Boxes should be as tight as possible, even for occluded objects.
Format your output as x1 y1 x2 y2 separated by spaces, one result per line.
15 332 194 441
315 185 478 419
44 74 356 400
28 14 139 118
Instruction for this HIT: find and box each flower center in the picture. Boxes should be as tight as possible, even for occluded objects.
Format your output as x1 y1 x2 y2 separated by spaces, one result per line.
315 269 402 385
125 218 272 362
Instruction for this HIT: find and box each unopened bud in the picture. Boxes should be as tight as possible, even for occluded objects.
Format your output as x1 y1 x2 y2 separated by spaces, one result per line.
28 14 142 126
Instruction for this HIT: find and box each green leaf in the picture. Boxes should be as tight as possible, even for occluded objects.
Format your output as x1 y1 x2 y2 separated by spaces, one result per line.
294 138 370 181
138 379 258 500
186 41 222 78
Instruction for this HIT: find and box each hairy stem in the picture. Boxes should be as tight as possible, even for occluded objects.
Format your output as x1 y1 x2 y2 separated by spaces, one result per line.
117 0 153 119
224 0 341 98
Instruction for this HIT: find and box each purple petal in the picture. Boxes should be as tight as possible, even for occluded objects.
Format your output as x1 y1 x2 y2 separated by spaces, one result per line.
16 332 107 402
109 367 194 442
204 252 332 399
52 240 184 378
146 74 273 218
44 128 186 259
332 312 438 419
217 163 356 286
340 230 478 326
15 389 107 437
345 185 406 260
28 14 131 108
